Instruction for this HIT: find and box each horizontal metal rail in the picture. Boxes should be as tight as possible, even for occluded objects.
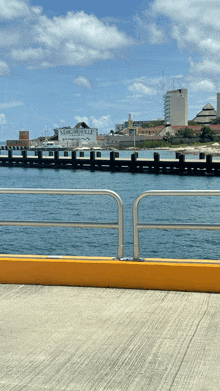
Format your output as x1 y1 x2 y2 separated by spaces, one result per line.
0 221 119 228
0 188 124 259
133 190 220 260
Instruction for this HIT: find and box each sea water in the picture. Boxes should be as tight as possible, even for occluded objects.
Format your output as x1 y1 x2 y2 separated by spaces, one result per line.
0 150 220 259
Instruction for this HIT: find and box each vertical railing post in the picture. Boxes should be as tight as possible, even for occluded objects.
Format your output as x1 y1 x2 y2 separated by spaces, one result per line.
38 150 42 160
179 154 185 174
110 151 115 170
72 150 77 168
206 155 213 174
154 152 160 173
54 150 59 167
131 152 138 171
90 150 95 169
133 197 140 260
8 149 12 165
22 150 27 166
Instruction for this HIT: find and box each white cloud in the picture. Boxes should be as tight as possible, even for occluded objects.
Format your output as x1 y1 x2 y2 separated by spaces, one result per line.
0 7 134 70
35 12 132 50
147 23 166 44
91 115 113 129
0 60 10 75
74 115 113 131
148 0 220 87
0 0 30 20
11 47 44 61
74 116 89 125
128 82 157 95
188 57 220 76
60 119 65 123
134 15 166 44
0 114 6 125
73 76 93 90
0 30 20 47
0 101 24 108
189 79 216 92
31 6 42 16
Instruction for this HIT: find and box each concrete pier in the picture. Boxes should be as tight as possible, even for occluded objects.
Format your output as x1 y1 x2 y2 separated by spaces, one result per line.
0 150 220 175
1 283 220 390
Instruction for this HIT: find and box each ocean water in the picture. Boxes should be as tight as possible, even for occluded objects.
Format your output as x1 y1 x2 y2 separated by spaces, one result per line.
0 151 220 260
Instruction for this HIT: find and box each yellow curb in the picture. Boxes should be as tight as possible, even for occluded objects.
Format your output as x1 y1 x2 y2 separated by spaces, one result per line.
1 255 220 292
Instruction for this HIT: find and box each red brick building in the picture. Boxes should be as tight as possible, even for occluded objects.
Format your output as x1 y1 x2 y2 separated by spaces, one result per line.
7 131 29 147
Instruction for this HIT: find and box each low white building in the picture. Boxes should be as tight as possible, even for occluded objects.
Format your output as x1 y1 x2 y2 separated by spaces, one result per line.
57 122 98 147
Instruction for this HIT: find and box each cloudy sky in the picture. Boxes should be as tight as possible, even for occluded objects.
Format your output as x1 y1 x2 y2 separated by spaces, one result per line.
0 0 220 139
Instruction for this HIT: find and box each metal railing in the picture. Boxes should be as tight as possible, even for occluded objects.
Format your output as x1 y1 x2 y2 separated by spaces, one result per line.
133 190 220 260
0 188 124 259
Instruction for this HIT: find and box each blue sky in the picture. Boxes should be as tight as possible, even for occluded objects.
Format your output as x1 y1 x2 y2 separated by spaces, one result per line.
0 0 220 139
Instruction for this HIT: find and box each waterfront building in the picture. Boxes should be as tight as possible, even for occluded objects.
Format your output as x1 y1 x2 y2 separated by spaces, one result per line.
115 114 163 135
115 120 153 133
56 122 98 147
7 130 29 147
217 93 220 117
193 103 217 124
163 88 188 126
115 112 160 133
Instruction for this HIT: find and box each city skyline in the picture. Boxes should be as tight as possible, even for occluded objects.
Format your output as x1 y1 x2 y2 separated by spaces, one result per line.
0 0 220 139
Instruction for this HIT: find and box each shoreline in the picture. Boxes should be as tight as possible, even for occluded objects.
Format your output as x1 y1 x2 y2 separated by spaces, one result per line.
140 143 220 156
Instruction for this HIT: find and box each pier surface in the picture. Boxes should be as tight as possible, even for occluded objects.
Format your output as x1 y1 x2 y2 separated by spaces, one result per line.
1 283 220 391
0 150 220 175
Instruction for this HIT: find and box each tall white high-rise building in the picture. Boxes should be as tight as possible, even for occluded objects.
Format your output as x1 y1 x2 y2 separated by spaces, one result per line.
217 93 220 117
163 88 188 126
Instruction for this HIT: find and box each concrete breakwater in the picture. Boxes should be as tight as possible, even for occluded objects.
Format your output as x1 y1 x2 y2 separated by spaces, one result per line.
0 149 220 175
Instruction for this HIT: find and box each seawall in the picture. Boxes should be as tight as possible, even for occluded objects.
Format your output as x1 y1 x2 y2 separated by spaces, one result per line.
0 150 219 175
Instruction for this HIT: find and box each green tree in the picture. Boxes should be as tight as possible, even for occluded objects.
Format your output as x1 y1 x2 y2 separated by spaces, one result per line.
200 126 216 141
176 127 195 138
142 120 164 128
163 131 173 142
210 117 220 124
188 120 200 125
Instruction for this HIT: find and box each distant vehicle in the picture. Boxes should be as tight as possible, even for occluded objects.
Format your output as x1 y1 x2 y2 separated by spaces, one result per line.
35 141 62 149
77 146 90 151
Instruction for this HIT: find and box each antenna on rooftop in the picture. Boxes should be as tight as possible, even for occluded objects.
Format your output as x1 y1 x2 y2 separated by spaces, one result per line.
162 71 165 119
162 71 165 96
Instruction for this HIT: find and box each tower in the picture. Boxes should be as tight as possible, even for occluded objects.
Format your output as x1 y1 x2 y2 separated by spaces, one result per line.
217 93 220 117
128 113 133 128
163 88 188 126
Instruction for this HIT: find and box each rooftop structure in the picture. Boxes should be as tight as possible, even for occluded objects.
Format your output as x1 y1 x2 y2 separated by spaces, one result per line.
193 103 217 124
74 122 90 129
163 88 188 126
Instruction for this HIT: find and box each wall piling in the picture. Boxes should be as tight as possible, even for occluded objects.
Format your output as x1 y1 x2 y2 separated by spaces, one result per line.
0 149 220 175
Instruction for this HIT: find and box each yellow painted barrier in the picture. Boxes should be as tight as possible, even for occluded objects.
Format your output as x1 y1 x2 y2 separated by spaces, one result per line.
1 255 220 293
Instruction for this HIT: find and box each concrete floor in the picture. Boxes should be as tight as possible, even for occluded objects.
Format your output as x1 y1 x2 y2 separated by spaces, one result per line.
1 284 220 391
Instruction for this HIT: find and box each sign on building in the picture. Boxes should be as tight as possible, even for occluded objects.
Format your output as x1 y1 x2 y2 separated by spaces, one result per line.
58 128 97 145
